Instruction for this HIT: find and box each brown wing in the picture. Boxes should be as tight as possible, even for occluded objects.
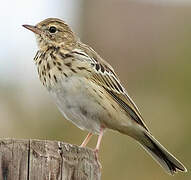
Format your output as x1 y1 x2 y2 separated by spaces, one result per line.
73 45 149 131
90 61 148 131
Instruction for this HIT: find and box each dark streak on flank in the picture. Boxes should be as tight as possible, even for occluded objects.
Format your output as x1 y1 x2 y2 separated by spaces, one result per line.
99 90 104 94
37 67 40 73
57 62 62 66
59 52 73 59
111 104 117 110
38 60 42 65
47 62 50 70
63 73 68 77
102 106 107 110
77 67 91 73
40 53 45 59
53 75 57 83
65 62 71 67
43 65 46 71
77 67 86 70
65 54 73 58
86 69 91 73
50 52 56 60
48 73 51 78
97 101 101 106
71 68 77 73
59 52 65 58
57 67 62 71
98 94 103 99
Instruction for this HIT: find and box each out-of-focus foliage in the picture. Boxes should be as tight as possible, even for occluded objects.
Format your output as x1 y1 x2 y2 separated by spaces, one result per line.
0 1 190 179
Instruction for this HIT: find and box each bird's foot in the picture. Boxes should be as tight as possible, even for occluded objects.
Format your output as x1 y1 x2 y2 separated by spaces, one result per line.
93 148 102 169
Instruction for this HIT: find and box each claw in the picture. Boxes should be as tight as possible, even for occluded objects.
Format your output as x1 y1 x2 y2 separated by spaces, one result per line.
93 149 102 169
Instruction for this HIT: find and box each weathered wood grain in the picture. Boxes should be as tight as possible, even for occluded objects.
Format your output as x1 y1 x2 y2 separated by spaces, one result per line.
0 139 101 180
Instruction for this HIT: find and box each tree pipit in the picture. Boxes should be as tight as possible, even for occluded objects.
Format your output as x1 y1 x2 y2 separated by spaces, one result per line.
23 18 187 175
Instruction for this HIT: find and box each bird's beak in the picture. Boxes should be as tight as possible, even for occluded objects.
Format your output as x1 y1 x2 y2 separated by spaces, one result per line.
22 24 41 35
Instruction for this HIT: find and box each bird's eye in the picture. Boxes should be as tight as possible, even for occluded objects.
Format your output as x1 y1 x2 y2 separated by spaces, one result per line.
49 26 57 33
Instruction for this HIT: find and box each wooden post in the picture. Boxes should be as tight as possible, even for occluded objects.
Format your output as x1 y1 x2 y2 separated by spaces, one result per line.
0 138 101 180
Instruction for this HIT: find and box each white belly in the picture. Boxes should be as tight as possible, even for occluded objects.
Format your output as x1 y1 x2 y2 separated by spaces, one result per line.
49 76 104 134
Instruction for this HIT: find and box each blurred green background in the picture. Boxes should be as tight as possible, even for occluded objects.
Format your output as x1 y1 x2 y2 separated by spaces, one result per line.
0 0 190 179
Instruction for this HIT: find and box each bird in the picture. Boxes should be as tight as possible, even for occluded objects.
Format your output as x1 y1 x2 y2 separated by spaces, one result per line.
23 18 187 175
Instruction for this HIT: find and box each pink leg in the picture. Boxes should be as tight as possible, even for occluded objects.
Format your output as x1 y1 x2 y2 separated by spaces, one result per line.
80 132 93 147
93 127 104 168
95 127 104 153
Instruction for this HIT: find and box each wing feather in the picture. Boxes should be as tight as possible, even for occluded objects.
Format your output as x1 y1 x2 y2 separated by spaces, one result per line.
91 64 148 131
73 45 149 131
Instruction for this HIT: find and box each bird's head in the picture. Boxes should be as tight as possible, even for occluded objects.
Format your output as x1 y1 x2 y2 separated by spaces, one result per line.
23 18 77 50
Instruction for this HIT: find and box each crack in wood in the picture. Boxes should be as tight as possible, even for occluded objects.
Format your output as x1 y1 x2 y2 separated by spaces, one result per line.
27 140 30 180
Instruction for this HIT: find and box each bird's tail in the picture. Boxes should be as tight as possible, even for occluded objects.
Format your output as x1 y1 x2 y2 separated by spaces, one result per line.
138 131 187 175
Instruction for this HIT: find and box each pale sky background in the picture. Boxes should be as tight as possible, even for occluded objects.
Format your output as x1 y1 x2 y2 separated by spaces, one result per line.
0 0 82 87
